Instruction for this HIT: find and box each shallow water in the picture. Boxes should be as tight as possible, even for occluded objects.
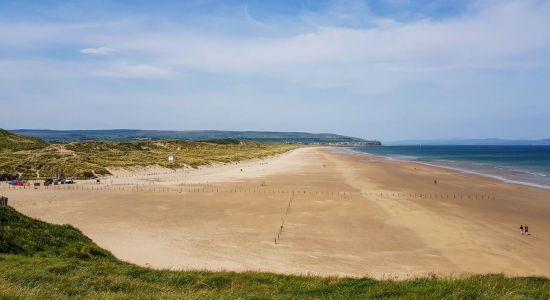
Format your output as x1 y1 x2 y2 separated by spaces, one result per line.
350 145 550 189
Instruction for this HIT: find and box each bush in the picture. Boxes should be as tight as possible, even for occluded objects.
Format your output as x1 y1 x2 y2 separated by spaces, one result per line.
81 171 96 179
0 173 18 181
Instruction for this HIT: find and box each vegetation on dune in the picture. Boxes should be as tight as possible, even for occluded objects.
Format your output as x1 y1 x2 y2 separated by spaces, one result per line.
1 205 549 299
0 129 296 179
198 138 241 144
0 129 48 152
0 205 111 259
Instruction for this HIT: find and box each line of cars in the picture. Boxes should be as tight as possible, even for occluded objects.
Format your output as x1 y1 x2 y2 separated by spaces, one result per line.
7 178 76 186
44 178 75 186
7 179 25 186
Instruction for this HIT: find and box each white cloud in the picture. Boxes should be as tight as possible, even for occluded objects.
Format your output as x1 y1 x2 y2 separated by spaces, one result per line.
0 60 87 80
80 47 118 56
86 0 546 93
1 0 550 91
93 63 173 78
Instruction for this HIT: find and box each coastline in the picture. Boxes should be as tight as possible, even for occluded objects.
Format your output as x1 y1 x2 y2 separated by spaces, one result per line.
343 146 550 191
3 146 550 279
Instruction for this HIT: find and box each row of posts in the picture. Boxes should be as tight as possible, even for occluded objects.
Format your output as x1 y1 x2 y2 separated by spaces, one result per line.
275 193 294 244
0 185 353 196
360 192 496 200
0 184 496 200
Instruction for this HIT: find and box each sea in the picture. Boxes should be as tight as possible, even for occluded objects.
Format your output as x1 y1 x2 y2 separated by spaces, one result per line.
349 145 550 190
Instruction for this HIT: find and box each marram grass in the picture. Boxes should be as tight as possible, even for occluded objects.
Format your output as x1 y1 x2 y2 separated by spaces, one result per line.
1 205 549 299
0 129 297 179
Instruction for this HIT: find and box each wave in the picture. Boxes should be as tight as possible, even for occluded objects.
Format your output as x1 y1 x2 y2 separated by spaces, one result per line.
349 148 550 190
387 155 420 161
415 161 550 190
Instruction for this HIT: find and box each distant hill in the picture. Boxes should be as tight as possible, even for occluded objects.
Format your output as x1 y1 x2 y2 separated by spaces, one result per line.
386 138 550 146
0 129 48 151
10 129 379 145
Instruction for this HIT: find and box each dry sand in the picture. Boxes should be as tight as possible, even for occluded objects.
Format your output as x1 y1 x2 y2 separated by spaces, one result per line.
2 147 550 279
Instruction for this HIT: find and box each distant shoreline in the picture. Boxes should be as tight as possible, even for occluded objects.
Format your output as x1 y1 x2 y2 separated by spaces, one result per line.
345 146 550 191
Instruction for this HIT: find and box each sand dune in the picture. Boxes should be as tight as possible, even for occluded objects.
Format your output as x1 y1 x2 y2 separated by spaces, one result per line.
2 147 549 279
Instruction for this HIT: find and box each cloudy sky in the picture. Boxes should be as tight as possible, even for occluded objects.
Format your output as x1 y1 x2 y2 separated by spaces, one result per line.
1 0 549 141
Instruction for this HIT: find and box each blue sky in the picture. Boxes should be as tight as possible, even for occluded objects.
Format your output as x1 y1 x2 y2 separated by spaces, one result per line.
1 0 549 141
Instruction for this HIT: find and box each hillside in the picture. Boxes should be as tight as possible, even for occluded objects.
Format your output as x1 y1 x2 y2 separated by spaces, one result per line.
0 129 48 151
1 205 549 299
0 205 111 259
0 130 296 179
10 129 380 145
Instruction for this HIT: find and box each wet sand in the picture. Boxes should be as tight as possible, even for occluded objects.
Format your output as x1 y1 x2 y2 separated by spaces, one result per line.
2 147 549 278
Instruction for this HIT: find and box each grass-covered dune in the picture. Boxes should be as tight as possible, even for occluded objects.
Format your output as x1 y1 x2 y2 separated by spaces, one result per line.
0 129 47 152
1 205 549 299
0 129 296 179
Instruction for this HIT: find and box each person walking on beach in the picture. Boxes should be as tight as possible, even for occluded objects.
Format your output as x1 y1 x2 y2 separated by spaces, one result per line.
525 224 529 235
520 224 524 235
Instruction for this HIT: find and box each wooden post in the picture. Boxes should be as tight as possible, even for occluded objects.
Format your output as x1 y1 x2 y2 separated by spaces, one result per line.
0 196 7 206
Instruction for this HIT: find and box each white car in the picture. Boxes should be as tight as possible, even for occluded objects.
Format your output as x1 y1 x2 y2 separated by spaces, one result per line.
64 178 75 184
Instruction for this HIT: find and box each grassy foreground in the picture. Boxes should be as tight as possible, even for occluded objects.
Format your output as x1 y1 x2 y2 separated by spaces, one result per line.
0 129 296 179
1 206 549 299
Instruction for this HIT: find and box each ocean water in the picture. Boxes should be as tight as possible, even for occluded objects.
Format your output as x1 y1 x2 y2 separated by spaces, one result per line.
350 145 550 189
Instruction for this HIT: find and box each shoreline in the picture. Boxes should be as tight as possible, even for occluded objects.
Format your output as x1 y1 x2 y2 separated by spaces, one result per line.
342 147 550 191
3 146 550 279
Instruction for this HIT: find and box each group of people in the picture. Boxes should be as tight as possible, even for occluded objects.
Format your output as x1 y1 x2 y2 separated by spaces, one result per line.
519 224 530 235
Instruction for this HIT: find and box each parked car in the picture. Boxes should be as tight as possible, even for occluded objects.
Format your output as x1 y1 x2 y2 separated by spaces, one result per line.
44 178 54 186
8 180 24 186
64 178 75 184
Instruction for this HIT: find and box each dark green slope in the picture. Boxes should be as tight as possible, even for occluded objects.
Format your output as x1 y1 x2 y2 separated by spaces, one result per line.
0 205 111 259
0 129 48 151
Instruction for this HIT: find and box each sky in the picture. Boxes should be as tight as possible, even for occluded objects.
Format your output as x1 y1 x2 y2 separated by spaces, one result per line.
1 0 549 142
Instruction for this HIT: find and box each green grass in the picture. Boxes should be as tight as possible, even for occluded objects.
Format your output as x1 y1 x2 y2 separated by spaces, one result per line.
0 129 48 152
0 205 111 259
0 129 297 179
0 206 549 299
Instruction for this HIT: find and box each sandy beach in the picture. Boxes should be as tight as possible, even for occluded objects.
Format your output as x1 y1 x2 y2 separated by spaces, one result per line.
2 147 549 279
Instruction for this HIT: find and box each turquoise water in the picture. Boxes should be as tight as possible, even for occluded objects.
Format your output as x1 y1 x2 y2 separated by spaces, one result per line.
350 146 550 189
